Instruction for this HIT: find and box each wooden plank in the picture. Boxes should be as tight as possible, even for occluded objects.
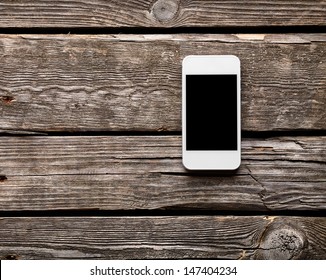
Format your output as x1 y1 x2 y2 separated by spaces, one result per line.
0 136 324 211
0 0 325 28
0 34 325 132
0 216 325 259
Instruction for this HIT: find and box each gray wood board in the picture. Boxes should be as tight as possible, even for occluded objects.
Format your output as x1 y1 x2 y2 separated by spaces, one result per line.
0 0 325 28
0 34 325 132
0 136 324 211
0 216 325 260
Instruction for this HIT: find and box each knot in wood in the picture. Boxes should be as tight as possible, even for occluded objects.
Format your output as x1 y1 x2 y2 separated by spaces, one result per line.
257 222 307 259
151 0 180 23
0 175 8 182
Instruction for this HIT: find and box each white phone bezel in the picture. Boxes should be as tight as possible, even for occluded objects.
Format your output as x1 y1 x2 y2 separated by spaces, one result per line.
182 55 241 170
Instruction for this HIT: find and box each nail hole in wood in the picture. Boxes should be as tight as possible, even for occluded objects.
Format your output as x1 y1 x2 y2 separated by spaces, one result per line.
0 175 8 182
5 254 18 260
1 96 15 104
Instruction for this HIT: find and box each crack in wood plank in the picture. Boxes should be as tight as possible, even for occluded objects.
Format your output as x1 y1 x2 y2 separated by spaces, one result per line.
247 166 270 211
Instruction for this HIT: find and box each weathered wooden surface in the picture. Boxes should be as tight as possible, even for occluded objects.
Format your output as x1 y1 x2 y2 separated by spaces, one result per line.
0 34 325 132
0 0 325 28
0 216 325 260
0 0 325 261
0 136 324 211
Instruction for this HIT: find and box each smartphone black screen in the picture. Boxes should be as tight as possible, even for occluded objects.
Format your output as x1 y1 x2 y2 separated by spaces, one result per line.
186 75 237 150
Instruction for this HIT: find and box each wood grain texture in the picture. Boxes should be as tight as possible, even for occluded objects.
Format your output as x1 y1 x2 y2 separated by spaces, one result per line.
0 136 324 211
0 0 325 28
0 216 325 259
0 34 325 132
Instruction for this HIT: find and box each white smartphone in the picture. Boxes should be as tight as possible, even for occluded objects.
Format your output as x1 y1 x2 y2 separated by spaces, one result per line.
182 55 241 170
